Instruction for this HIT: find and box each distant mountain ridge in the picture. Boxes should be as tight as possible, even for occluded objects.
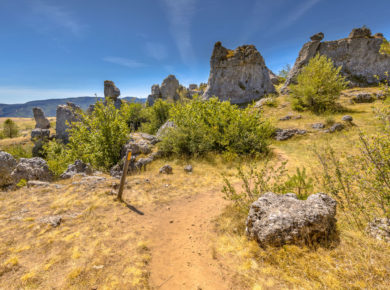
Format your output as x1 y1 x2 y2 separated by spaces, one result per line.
0 96 146 117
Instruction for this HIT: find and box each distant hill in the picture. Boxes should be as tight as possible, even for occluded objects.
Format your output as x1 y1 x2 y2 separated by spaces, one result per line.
0 96 146 117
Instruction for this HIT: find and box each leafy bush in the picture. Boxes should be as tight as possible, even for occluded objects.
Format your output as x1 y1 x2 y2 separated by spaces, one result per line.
140 99 172 134
43 140 71 177
380 38 390 55
314 108 390 230
66 99 129 170
2 144 33 159
2 119 19 138
159 97 274 156
290 54 348 113
278 64 292 82
121 102 146 131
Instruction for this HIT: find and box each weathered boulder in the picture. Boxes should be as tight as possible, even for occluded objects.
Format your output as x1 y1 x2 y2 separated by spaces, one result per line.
139 133 160 145
33 107 50 129
184 165 193 173
56 102 81 144
310 32 324 41
246 192 337 247
342 115 353 122
11 157 53 183
312 123 325 130
156 121 175 138
268 69 281 85
202 42 276 105
0 151 17 187
31 128 50 157
274 128 306 141
60 160 93 179
352 93 375 103
366 218 390 243
282 27 390 92
159 165 173 174
328 123 344 133
146 75 181 106
104 80 122 109
254 97 272 108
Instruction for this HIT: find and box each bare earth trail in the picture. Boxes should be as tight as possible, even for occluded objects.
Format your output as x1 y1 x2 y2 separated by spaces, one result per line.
131 188 232 289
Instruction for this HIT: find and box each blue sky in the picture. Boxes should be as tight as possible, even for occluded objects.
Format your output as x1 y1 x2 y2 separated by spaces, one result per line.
0 0 389 103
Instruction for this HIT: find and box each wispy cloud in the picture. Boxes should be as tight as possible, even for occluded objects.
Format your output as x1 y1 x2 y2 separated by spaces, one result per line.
103 57 146 68
162 0 197 65
145 42 168 61
31 0 85 37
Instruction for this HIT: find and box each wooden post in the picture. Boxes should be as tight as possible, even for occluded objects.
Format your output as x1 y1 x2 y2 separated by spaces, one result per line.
117 150 132 201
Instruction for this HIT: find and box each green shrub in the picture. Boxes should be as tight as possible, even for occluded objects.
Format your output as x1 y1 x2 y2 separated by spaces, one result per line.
43 140 72 177
140 99 172 134
121 102 146 131
159 97 274 156
66 99 129 170
263 94 278 107
0 131 4 139
283 167 314 200
290 54 348 113
2 119 19 138
278 64 292 82
380 39 390 55
2 144 33 159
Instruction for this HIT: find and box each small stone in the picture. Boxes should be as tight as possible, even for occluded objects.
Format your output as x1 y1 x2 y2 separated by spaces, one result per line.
329 123 344 133
159 165 173 174
342 115 353 122
184 165 193 173
312 123 325 130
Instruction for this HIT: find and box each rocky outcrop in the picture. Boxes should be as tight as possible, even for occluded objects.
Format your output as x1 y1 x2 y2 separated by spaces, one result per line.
31 128 50 157
268 69 281 85
147 75 181 106
0 151 17 187
202 42 276 105
246 192 337 247
282 27 390 92
156 121 175 138
11 157 53 183
60 160 93 179
33 107 50 129
274 128 306 141
104 80 122 109
56 102 81 144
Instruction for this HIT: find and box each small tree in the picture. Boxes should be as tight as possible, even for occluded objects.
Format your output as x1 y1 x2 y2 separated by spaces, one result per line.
380 39 390 55
2 119 19 138
140 99 172 134
290 54 348 113
278 64 292 80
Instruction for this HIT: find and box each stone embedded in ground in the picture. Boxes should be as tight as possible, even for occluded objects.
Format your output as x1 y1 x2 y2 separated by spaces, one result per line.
246 192 337 247
159 165 173 174
0 151 17 187
282 27 390 92
366 218 390 243
254 97 272 108
312 123 325 129
11 157 53 183
39 215 62 227
352 93 375 103
274 128 307 141
279 115 292 121
27 180 51 188
184 165 193 173
342 115 353 122
56 102 81 144
202 41 276 105
329 123 344 133
32 107 50 129
60 160 93 179
31 128 51 157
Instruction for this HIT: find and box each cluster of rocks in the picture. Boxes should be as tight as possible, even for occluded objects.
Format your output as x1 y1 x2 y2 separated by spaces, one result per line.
246 192 337 247
202 42 276 105
60 160 93 179
279 114 302 121
274 128 307 141
147 75 181 106
312 115 353 133
282 27 390 93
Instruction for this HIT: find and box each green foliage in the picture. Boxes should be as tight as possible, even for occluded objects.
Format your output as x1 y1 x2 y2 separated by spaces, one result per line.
284 167 314 200
314 108 390 229
43 139 72 177
263 94 279 107
2 119 19 138
290 54 348 113
375 72 390 101
16 179 27 188
3 144 33 159
159 97 274 156
120 102 146 131
380 39 390 55
66 99 129 170
140 99 172 134
0 131 4 139
278 64 292 82
325 116 335 126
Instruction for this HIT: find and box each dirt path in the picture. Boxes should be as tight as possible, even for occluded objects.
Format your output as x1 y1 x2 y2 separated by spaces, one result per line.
139 190 231 289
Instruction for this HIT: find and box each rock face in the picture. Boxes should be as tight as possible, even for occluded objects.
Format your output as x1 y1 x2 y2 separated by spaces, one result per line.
147 75 180 106
268 69 281 85
366 218 390 243
282 28 390 92
56 102 81 144
33 107 50 129
0 151 17 187
156 121 175 138
202 42 276 105
11 157 53 183
31 128 50 157
104 80 122 109
60 160 93 179
246 192 337 247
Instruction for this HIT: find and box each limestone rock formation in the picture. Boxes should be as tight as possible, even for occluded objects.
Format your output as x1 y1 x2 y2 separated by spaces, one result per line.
246 192 337 247
104 80 122 109
159 164 173 174
31 128 50 157
11 157 53 183
202 42 276 105
274 128 306 141
156 120 175 138
56 102 81 144
282 27 390 92
310 32 324 41
0 151 17 187
147 75 181 106
60 160 93 179
268 69 281 85
33 107 50 129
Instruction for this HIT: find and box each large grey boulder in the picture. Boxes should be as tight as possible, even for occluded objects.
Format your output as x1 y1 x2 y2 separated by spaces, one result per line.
202 42 276 105
56 102 81 144
282 27 390 92
0 151 17 187
274 128 306 141
352 93 375 103
246 192 337 247
31 128 50 157
11 157 53 183
104 80 122 109
33 107 50 129
60 160 93 179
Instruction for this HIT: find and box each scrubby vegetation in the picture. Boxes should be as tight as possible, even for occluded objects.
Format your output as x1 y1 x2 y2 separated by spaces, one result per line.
159 97 274 156
2 118 19 138
140 99 171 134
380 38 390 55
278 63 291 82
291 54 348 113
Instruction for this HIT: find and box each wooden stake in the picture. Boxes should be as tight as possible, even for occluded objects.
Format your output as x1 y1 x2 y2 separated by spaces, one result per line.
117 150 131 201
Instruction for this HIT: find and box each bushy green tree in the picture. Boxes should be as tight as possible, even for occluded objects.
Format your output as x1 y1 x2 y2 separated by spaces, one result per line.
121 102 146 131
66 99 129 169
2 119 19 138
159 97 274 156
278 64 292 81
140 99 172 134
290 54 348 113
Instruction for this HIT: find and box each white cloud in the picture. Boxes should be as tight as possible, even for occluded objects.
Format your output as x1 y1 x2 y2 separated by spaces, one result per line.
103 57 146 68
145 42 168 61
162 0 197 65
31 0 85 37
